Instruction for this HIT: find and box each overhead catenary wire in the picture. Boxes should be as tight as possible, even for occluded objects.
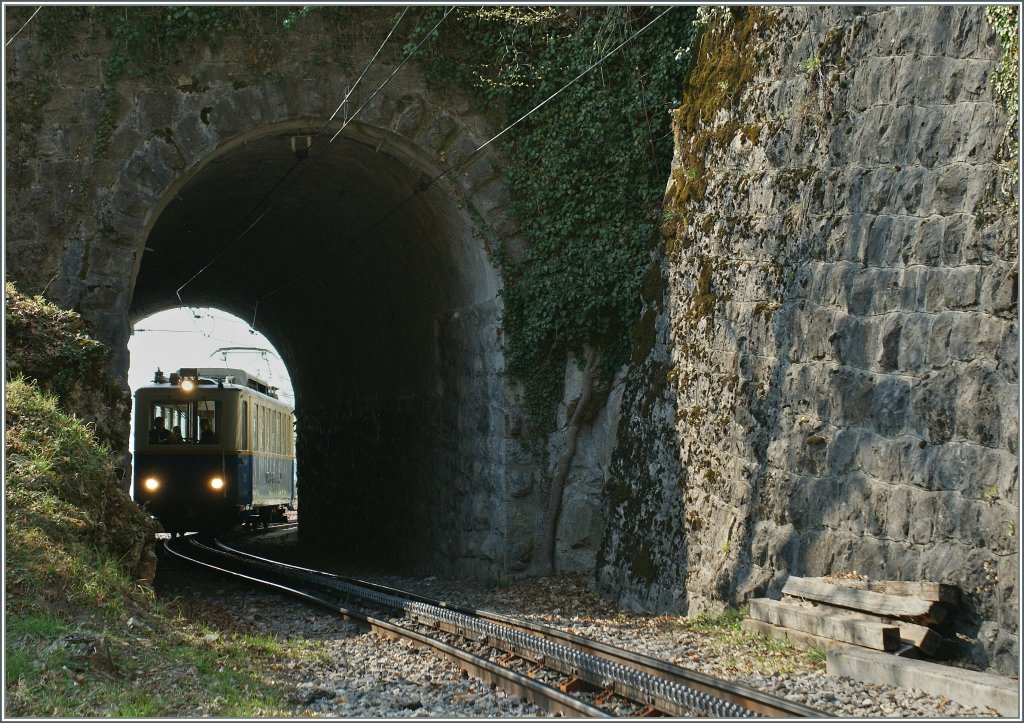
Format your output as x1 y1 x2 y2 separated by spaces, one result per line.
465 7 675 166
254 5 677 308
175 6 449 308
5 5 42 47
320 6 410 134
182 3 422 280
325 7 449 144
174 6 413 304
353 5 678 243
131 307 295 401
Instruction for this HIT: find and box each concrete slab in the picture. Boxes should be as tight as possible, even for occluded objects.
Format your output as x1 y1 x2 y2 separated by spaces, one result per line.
827 647 1019 717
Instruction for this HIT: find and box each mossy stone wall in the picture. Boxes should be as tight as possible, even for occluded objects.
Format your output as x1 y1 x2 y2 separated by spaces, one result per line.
598 5 1018 674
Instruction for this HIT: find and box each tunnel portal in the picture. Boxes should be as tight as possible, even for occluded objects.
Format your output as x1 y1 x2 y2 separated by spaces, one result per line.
130 122 519 576
4 21 543 580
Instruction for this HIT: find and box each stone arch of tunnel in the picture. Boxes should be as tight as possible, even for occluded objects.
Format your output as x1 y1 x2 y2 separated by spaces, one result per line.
129 120 521 576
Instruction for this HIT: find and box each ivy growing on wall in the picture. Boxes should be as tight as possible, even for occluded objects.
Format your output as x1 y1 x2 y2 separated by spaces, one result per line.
986 3 1019 204
408 6 699 431
14 5 698 433
986 4 1019 150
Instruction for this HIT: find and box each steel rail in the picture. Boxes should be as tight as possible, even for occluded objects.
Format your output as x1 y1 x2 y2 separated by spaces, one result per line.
162 536 609 717
329 577 828 718
214 538 827 718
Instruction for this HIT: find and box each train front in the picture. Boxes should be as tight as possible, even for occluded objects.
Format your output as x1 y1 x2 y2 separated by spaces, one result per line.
132 368 241 534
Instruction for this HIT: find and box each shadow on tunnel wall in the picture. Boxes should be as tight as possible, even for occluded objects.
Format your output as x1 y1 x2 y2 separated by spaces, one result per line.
298 396 445 570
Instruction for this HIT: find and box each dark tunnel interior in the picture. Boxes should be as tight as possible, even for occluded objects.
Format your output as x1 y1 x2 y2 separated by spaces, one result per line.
130 125 503 571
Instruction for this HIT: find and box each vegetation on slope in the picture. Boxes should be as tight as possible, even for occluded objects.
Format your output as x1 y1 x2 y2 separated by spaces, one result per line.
5 282 129 454
2 284 307 716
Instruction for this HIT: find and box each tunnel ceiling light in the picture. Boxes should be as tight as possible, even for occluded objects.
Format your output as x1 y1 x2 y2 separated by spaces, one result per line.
144 478 160 491
210 477 224 490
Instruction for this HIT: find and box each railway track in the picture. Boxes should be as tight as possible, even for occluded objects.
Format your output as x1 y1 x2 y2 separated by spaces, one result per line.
163 533 828 718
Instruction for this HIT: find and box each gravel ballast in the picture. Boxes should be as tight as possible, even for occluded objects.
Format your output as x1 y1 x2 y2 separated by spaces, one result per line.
157 532 1007 718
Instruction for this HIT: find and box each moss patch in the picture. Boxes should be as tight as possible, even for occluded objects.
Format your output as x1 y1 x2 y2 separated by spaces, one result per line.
688 256 718 324
668 7 773 214
629 543 658 582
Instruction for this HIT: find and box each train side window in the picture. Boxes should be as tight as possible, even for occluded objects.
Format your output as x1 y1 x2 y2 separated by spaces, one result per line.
240 401 248 449
197 400 219 443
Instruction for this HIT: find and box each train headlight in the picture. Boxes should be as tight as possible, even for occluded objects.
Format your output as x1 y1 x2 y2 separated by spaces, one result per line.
144 477 160 491
209 477 225 491
181 379 195 392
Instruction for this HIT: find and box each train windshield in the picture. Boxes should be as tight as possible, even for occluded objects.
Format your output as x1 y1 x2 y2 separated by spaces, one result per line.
148 400 219 444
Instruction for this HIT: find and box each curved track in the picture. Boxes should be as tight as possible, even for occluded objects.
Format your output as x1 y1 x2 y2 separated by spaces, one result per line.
164 534 828 718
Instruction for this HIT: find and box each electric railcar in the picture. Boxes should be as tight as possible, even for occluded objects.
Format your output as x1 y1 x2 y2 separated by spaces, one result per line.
132 367 295 534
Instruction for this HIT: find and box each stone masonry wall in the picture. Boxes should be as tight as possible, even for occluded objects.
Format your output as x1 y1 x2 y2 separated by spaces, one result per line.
4 17 518 367
4 11 545 581
5 7 1018 646
597 5 1018 674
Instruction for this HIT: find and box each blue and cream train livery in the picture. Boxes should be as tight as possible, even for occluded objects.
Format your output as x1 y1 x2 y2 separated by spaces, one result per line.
132 367 295 534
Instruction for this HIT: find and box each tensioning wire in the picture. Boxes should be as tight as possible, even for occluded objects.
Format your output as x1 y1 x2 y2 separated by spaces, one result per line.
5 5 42 47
